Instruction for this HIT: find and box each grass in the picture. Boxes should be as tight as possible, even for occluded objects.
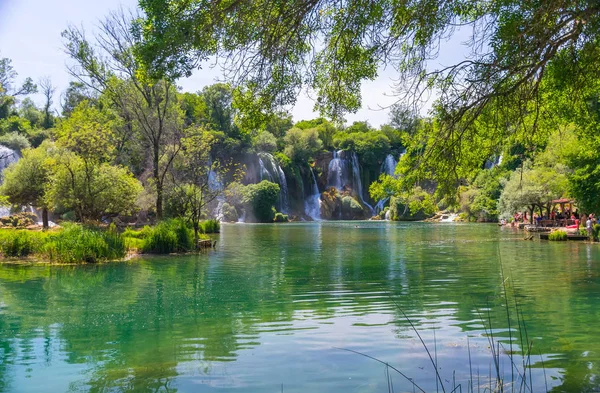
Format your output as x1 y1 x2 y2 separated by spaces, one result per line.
548 229 567 241
43 224 126 263
0 218 215 262
0 229 48 257
200 219 220 234
123 219 199 254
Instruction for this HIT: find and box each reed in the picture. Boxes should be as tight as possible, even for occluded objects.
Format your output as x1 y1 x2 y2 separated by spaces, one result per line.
43 224 126 263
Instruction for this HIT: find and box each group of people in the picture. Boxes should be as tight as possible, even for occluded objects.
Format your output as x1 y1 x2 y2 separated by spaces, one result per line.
507 208 597 237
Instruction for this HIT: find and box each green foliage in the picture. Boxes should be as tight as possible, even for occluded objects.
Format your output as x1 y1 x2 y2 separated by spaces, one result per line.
1 143 54 210
387 187 437 221
50 152 142 221
459 169 508 222
0 131 30 152
200 219 220 234
55 101 120 162
241 180 280 223
0 212 38 228
0 229 45 257
252 131 278 153
333 131 391 167
548 230 568 241
141 219 195 254
593 224 600 242
283 127 323 163
273 212 289 222
219 202 238 222
498 162 569 219
43 224 126 263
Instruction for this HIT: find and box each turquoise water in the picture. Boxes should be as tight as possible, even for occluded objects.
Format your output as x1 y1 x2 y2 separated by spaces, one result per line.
0 222 599 392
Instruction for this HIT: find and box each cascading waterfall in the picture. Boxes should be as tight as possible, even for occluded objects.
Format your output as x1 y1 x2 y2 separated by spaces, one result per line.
304 168 321 220
350 152 374 215
208 163 226 222
258 152 290 213
327 150 347 190
0 146 19 217
375 153 398 214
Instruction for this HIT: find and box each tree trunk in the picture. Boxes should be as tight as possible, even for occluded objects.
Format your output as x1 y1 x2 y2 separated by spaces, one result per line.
193 225 199 249
42 207 49 230
154 142 163 220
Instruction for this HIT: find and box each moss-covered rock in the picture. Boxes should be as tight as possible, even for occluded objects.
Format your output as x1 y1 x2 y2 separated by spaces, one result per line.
341 196 366 220
320 187 342 219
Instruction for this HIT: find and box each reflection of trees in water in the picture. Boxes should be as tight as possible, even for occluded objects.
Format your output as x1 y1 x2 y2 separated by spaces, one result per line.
0 224 598 391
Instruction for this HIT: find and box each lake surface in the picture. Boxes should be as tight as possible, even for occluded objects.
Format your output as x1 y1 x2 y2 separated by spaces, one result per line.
0 222 599 393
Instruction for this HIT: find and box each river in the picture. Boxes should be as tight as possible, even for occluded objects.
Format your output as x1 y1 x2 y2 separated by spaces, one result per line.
0 222 598 392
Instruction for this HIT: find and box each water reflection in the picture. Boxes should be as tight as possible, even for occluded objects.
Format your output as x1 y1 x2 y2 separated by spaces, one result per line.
0 222 599 392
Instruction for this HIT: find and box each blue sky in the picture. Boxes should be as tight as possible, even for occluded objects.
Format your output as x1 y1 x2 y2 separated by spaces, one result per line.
0 0 469 127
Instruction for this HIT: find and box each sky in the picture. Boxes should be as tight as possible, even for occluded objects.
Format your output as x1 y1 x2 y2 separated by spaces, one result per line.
0 0 469 128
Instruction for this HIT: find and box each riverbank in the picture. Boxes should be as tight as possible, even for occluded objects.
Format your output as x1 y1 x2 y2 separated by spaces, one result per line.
0 219 219 264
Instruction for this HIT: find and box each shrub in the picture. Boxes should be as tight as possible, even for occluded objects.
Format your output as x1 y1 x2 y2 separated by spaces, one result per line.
273 212 289 222
0 230 43 257
200 219 220 234
593 224 600 242
0 212 38 228
241 180 280 222
283 127 323 163
548 230 568 241
141 219 194 254
252 131 278 153
0 131 31 152
220 202 238 222
43 224 126 263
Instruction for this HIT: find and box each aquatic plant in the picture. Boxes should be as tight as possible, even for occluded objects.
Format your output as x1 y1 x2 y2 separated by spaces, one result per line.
273 212 289 222
200 219 220 234
0 229 45 257
43 224 126 263
548 230 567 241
141 219 195 254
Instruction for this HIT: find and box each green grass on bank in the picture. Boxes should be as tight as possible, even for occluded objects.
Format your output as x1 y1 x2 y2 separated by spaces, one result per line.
0 218 215 263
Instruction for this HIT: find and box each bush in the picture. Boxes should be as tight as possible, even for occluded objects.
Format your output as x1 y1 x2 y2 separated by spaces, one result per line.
252 131 278 153
0 131 31 152
273 212 289 222
43 224 126 263
593 224 600 242
241 180 280 222
200 219 220 234
548 230 568 241
283 127 323 163
0 212 38 228
0 230 44 257
141 219 194 254
220 202 238 222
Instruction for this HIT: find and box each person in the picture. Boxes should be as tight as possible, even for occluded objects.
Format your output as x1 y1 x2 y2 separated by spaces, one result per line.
586 215 593 238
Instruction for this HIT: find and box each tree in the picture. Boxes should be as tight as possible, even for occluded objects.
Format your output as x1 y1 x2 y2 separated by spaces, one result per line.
252 131 277 153
50 151 142 221
241 180 280 223
283 127 323 163
0 143 55 228
137 0 600 195
498 164 569 221
39 77 56 129
61 81 94 117
0 56 37 120
63 10 183 219
166 128 231 243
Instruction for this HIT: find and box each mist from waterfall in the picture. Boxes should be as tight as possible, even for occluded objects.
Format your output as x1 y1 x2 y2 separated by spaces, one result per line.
304 168 321 220
258 153 290 213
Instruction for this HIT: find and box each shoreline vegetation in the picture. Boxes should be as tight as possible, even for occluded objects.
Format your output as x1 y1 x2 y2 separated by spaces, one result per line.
0 218 220 264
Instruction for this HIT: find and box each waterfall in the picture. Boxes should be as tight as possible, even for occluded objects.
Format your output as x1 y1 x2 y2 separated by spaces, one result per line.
375 153 398 214
305 168 321 220
0 146 19 217
350 152 374 215
484 155 502 169
258 153 290 213
208 164 226 221
381 154 398 177
327 150 347 190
